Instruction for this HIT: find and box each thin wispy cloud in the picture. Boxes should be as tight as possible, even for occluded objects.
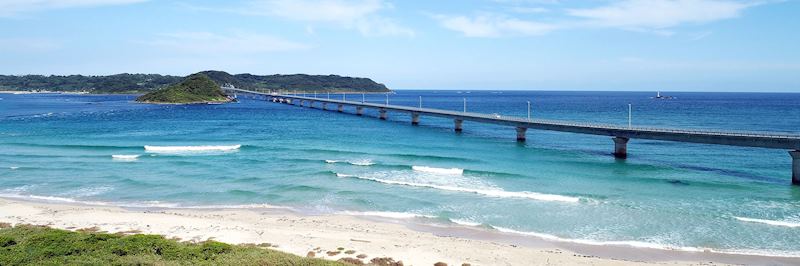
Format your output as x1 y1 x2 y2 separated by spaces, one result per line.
145 31 311 54
197 0 414 37
436 0 764 37
433 14 556 37
567 0 754 30
0 0 147 18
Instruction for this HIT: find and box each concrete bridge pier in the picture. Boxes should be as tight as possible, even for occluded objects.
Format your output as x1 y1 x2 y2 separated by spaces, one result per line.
356 107 364 116
791 150 800 185
299 100 304 107
454 119 463 132
337 104 343 112
379 109 388 120
411 113 420 125
613 137 629 159
516 127 527 142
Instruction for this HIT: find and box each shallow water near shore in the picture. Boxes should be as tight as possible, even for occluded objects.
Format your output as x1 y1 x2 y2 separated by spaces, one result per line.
1 91 799 257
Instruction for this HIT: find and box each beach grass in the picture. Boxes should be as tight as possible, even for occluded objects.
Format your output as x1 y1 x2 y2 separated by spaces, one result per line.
0 224 345 266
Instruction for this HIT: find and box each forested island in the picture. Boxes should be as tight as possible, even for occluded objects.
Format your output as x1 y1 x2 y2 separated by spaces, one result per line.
0 71 390 94
136 73 232 104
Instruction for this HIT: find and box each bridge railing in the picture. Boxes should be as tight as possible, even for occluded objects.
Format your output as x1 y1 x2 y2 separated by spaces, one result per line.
230 89 800 140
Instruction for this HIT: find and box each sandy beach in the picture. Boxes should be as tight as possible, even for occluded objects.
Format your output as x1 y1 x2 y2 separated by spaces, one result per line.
1 197 796 266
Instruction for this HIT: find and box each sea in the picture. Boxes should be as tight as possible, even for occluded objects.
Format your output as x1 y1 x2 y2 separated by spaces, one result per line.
1 91 799 257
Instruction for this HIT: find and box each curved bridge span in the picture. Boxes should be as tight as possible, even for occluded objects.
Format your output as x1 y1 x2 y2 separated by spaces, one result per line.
225 88 800 185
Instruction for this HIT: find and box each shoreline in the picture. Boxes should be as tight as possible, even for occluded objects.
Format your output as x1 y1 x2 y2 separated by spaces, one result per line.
1 197 797 265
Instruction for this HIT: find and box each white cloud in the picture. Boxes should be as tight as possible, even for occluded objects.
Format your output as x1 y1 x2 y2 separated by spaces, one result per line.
146 31 310 54
434 14 556 37
509 7 550 14
241 0 384 22
0 0 147 17
437 0 763 37
567 0 754 29
228 0 414 37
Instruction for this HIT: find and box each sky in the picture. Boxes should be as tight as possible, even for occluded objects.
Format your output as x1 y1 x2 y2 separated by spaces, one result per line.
0 0 798 91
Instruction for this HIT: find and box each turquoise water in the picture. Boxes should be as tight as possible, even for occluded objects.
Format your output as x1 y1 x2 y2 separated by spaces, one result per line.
1 91 799 256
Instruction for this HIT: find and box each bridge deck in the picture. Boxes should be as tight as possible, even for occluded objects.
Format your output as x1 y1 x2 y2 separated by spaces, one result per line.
228 88 800 150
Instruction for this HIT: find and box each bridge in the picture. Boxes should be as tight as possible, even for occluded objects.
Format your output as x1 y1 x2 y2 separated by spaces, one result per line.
225 88 800 185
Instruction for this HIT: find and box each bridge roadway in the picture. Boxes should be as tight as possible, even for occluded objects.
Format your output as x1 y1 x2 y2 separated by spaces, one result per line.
226 88 800 185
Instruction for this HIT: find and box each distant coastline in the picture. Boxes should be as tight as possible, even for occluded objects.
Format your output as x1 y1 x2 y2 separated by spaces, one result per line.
0 90 90 95
0 70 391 95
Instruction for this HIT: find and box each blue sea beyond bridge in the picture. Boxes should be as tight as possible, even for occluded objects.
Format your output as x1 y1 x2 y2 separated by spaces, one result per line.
224 88 800 185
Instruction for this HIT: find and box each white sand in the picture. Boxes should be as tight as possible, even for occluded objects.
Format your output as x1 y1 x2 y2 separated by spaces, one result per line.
0 198 738 265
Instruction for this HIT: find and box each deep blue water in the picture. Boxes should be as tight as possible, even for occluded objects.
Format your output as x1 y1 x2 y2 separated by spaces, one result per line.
1 91 799 256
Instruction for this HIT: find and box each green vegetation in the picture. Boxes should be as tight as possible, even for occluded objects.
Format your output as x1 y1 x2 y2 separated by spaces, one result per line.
0 74 181 94
0 224 344 266
136 74 230 104
0 71 390 94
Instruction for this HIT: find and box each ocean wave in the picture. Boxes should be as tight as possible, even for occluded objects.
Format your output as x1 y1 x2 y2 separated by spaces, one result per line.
112 154 140 161
493 226 707 251
144 144 241 153
337 211 436 219
62 186 115 197
0 193 290 210
4 142 141 150
9 166 19 170
734 216 800 228
336 172 579 203
450 218 483 227
391 153 480 163
412 166 464 175
325 159 375 166
492 226 800 257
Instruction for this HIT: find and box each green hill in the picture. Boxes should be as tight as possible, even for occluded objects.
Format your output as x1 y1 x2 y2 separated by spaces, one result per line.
136 74 230 104
0 71 390 94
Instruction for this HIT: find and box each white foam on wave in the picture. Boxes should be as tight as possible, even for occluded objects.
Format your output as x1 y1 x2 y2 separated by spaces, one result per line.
350 159 375 166
9 166 19 170
112 154 140 161
412 166 463 175
325 159 375 166
63 186 114 197
734 216 800 228
450 218 482 227
337 172 579 203
494 226 800 257
494 226 706 251
338 211 436 219
144 144 241 153
0 193 292 210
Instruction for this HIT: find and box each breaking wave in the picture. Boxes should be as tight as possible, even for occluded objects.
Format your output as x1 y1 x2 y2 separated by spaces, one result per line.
325 159 375 166
144 145 241 153
112 154 140 161
337 211 436 219
734 216 800 228
412 166 463 175
336 172 579 203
